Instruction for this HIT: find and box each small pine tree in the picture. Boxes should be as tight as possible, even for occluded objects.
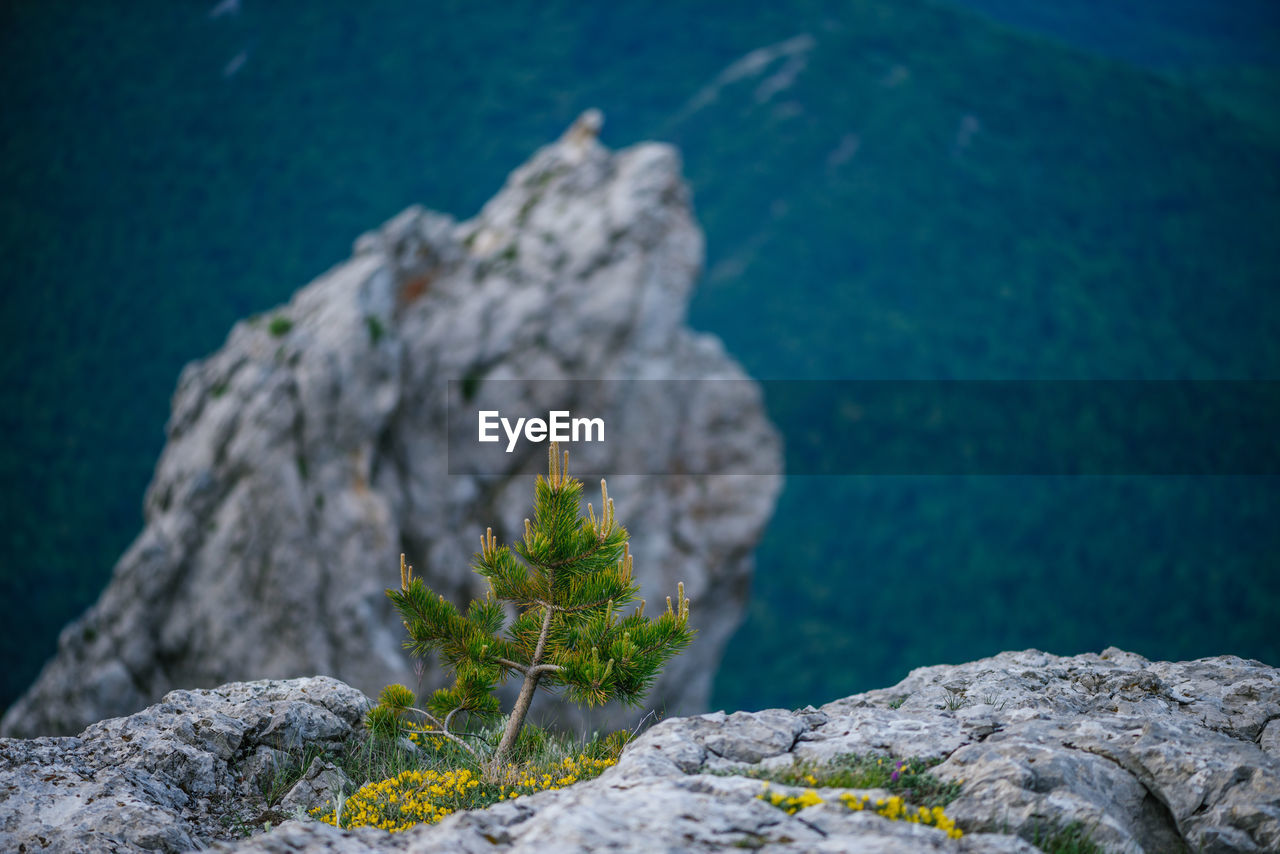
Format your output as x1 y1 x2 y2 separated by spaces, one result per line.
373 442 694 767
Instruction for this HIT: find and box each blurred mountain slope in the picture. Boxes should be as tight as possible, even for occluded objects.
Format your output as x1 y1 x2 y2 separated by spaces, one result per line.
2 0 1277 714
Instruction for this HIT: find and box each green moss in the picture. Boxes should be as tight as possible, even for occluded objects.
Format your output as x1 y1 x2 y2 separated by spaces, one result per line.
525 169 556 191
268 316 294 337
516 193 541 226
365 314 386 345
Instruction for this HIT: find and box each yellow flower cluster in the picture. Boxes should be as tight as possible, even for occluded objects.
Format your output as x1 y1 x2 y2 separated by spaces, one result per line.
309 752 618 833
497 753 617 796
758 785 963 839
311 767 480 833
761 786 824 814
404 724 447 751
840 793 962 838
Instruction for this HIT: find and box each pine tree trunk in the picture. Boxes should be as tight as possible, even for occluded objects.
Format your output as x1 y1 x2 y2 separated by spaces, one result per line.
491 602 555 767
493 669 541 765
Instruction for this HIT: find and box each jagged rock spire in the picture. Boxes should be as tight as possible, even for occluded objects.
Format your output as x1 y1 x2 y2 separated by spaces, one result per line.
2 114 781 738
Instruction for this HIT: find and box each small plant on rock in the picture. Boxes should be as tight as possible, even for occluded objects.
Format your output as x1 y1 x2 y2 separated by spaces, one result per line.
737 753 963 808
368 442 694 770
267 315 293 337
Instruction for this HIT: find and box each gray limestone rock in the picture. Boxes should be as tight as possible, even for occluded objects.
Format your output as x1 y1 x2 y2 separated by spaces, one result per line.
0 676 369 853
280 761 354 816
2 111 782 739
213 649 1279 853
3 650 1276 853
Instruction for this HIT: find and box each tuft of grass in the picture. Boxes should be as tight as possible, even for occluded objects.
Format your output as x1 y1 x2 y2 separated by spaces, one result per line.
365 314 385 345
888 695 907 709
732 753 962 808
260 743 330 807
979 693 1010 712
1028 821 1105 854
268 316 293 337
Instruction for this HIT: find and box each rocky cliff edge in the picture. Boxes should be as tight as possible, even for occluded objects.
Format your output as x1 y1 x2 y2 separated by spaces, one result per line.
2 649 1277 853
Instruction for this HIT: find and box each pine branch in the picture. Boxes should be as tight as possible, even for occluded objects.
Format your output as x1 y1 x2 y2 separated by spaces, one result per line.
495 657 529 674
402 706 479 759
539 537 607 569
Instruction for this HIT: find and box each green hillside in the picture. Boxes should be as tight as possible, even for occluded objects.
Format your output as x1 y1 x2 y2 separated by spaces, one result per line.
677 2 1279 381
948 0 1280 140
2 0 1277 715
681 1 1280 708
